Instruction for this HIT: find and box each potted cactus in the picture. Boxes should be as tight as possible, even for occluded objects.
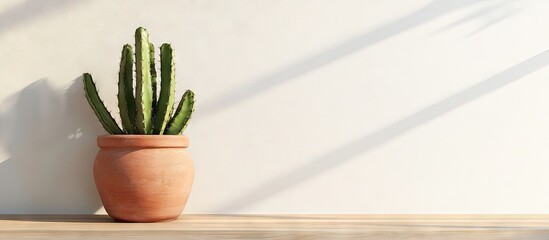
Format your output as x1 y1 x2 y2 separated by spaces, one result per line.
83 27 195 222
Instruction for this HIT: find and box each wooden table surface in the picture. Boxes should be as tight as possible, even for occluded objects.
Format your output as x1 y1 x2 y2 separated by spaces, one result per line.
2 215 549 239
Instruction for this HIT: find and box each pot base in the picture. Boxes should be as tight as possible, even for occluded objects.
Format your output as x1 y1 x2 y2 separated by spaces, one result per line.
112 216 180 223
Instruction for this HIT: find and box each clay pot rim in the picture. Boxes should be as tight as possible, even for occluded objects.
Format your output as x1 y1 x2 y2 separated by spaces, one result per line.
97 134 189 148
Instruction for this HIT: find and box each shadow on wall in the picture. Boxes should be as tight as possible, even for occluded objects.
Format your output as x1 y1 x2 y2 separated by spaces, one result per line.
200 0 515 117
433 0 519 36
200 0 523 212
217 49 549 212
0 77 103 214
0 0 86 36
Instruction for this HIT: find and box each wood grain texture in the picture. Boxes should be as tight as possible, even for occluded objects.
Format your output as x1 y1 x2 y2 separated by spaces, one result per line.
2 215 549 239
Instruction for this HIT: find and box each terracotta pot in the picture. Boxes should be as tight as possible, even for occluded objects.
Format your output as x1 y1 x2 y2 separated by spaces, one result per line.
93 135 194 223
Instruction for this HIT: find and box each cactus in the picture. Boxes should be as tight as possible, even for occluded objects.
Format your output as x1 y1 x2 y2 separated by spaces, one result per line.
118 44 136 134
165 90 195 135
83 73 124 134
150 42 158 115
153 44 176 134
135 27 153 134
83 27 195 135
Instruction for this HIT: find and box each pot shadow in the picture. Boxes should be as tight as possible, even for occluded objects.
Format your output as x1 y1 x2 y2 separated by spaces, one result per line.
0 214 113 223
0 77 104 214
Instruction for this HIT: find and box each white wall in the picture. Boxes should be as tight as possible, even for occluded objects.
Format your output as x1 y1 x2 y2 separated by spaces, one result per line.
1 0 549 214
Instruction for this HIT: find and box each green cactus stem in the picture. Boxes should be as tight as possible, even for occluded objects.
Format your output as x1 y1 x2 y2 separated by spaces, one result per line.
150 42 157 114
165 90 195 135
83 73 123 134
118 44 136 134
83 27 195 135
134 27 153 134
153 44 176 134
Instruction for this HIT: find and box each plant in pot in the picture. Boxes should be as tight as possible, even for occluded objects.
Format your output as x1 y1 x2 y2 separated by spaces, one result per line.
83 27 195 222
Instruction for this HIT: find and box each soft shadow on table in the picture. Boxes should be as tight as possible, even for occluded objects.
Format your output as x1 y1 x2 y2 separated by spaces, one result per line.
0 214 114 223
0 78 103 214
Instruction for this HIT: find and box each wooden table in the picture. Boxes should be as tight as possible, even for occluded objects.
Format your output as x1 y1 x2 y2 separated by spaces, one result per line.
2 215 549 239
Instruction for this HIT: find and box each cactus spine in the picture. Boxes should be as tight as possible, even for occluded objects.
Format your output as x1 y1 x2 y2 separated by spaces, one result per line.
83 27 195 135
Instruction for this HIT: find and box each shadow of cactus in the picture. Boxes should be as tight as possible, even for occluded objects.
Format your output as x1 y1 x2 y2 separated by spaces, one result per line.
0 77 103 213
